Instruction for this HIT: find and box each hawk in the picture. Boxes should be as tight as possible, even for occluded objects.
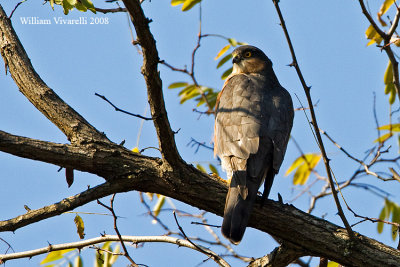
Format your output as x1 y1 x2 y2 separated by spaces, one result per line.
214 45 294 244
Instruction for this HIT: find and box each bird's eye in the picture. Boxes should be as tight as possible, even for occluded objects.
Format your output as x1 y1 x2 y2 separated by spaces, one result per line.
244 51 252 58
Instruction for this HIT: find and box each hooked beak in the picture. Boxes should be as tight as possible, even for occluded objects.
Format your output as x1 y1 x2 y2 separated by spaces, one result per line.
232 55 242 64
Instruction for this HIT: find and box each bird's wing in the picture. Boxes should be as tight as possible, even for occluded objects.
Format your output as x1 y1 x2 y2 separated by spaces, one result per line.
215 73 267 168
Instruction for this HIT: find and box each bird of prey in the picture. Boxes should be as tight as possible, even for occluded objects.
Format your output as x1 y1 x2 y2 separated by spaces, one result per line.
214 45 294 244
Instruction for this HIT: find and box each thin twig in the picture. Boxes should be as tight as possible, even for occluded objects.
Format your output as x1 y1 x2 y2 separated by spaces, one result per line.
272 0 354 238
9 0 26 19
172 211 230 267
94 7 127 13
97 195 139 267
95 93 152 120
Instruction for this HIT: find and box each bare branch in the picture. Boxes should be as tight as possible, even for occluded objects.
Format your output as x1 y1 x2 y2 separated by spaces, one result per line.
247 242 305 267
97 195 139 267
121 0 182 166
0 235 229 264
94 7 127 14
272 0 354 238
95 93 153 120
0 6 108 144
173 211 230 267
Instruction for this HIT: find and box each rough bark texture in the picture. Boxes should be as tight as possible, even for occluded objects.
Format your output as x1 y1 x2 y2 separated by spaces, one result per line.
1 2 400 266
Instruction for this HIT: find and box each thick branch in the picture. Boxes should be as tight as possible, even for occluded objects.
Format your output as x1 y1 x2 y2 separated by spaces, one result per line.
121 0 182 166
1 129 400 266
247 243 305 267
0 235 230 267
0 5 108 144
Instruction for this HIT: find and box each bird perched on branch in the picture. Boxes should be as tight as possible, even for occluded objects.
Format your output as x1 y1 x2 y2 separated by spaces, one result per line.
214 45 294 244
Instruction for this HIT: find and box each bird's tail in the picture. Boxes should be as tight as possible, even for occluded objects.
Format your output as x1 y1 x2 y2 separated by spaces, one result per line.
221 171 259 245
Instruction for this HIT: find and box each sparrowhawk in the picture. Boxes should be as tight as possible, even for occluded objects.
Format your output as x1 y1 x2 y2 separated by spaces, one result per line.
214 45 294 244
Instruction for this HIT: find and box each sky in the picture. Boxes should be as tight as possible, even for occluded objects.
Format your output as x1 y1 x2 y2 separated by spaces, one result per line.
0 0 399 266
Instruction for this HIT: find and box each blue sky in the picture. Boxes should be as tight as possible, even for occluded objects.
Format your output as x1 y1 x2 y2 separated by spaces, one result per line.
0 0 399 266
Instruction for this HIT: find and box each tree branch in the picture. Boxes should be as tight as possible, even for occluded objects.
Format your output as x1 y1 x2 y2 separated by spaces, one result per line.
0 235 229 266
0 128 399 266
0 6 108 145
272 0 354 238
121 0 182 166
247 242 305 267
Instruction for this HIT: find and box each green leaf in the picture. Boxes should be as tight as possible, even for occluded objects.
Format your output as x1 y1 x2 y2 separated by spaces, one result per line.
62 0 74 15
217 54 232 69
65 0 77 5
75 1 87 12
221 67 233 80
81 0 96 13
171 0 185 6
196 164 206 173
384 61 393 84
74 214 85 239
182 0 201 11
389 87 396 104
378 199 392 233
50 0 55 10
74 255 83 267
391 205 400 240
209 164 219 176
153 195 166 217
41 249 75 264
180 87 200 104
215 44 231 60
168 82 188 89
178 84 196 96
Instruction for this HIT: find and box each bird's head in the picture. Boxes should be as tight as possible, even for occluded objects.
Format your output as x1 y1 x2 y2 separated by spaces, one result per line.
231 45 272 75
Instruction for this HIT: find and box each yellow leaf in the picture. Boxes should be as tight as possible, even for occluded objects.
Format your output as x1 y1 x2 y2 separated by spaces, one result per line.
385 82 394 95
379 0 395 17
215 44 231 60
74 215 85 239
374 132 393 143
171 0 185 6
365 25 376 39
365 25 383 46
293 164 310 185
209 164 219 176
286 154 322 185
377 123 400 131
109 244 120 265
327 262 339 267
153 195 165 217
181 0 201 11
40 249 75 264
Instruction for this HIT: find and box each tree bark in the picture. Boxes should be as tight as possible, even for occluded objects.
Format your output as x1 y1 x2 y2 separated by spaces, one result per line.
1 2 400 266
